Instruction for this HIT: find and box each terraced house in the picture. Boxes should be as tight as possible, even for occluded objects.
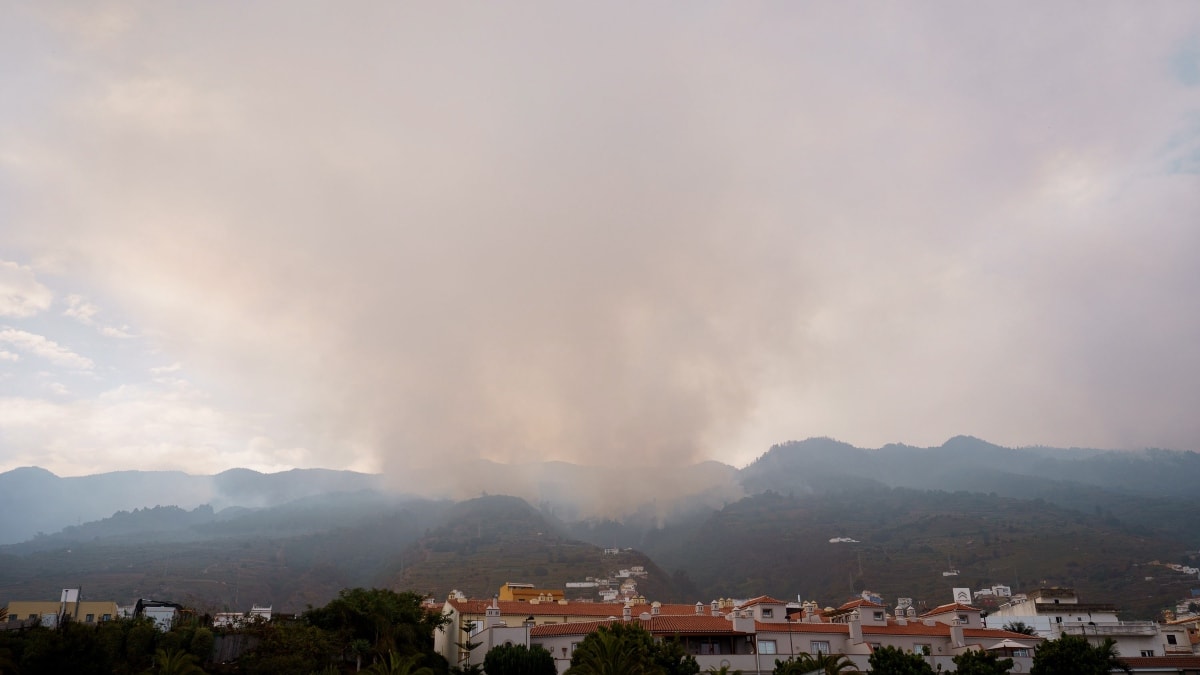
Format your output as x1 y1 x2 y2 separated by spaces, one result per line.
436 587 1043 673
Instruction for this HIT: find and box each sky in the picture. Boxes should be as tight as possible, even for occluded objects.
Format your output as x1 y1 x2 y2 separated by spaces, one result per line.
1 2 1199 483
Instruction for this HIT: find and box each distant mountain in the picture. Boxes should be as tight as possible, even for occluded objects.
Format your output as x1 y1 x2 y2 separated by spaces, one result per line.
738 437 1200 542
387 494 682 603
0 491 450 612
640 487 1196 620
4 437 1199 619
0 466 383 544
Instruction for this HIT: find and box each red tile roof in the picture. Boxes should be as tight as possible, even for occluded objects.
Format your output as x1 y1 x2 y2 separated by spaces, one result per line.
446 599 698 618
833 598 886 611
920 602 981 617
740 596 787 608
530 616 747 638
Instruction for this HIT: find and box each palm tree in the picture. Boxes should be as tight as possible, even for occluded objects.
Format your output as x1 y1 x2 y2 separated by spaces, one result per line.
368 652 436 675
808 653 859 674
566 627 652 675
707 665 743 675
1001 621 1038 636
151 648 206 675
1095 638 1131 674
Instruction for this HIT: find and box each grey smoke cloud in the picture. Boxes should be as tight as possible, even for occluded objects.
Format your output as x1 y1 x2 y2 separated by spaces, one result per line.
1 3 1198 482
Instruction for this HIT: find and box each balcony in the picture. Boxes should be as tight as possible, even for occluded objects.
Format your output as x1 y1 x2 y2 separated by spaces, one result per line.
1058 621 1158 637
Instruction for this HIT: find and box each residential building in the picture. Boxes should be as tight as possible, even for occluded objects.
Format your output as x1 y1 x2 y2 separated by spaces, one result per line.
439 588 1041 674
213 604 273 628
499 583 565 603
4 599 120 628
986 587 1188 658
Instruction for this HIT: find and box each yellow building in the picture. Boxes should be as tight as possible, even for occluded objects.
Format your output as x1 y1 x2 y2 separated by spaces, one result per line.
5 600 120 626
498 583 564 603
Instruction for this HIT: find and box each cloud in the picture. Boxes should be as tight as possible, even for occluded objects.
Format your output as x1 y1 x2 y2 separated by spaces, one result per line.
0 385 322 476
63 294 134 338
0 328 94 370
1 2 1198 482
0 350 18 362
149 362 182 375
0 261 52 318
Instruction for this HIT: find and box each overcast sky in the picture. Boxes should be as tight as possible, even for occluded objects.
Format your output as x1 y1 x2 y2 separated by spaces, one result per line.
2 2 1199 481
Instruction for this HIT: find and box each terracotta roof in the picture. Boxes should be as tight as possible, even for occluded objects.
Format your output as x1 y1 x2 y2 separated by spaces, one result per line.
530 616 747 638
920 602 981 617
447 599 698 618
840 598 888 610
740 595 787 608
749 621 1040 641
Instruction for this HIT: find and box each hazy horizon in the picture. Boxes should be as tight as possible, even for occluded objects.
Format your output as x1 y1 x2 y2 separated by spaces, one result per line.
3 3 1199 488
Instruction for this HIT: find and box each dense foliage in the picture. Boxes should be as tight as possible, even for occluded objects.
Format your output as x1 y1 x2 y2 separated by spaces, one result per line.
1030 634 1129 675
483 643 557 675
565 622 698 675
0 587 447 674
951 649 1013 675
866 645 934 675
774 653 859 674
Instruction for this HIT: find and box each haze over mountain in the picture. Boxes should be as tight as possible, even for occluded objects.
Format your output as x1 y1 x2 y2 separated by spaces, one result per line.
6 436 1199 545
2 436 1198 623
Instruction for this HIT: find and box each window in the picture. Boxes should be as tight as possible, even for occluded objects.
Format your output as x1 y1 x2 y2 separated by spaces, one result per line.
761 608 774 619
914 644 931 655
1013 649 1029 658
1140 650 1154 657
873 611 885 621
758 640 777 655
810 641 830 654
1167 634 1178 645
85 614 94 623
571 642 580 653
102 614 112 621
869 643 882 651
958 614 968 624
27 614 36 620
7 615 16 623
1055 616 1062 624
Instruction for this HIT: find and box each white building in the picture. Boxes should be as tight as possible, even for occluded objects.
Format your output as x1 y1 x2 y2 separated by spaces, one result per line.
986 588 1190 658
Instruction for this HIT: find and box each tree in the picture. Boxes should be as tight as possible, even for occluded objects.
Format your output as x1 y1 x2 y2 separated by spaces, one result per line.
237 619 340 675
566 622 656 675
706 666 742 675
776 653 859 675
455 622 484 670
952 649 1012 675
806 653 859 674
1030 634 1129 675
650 636 699 675
484 643 557 675
369 651 437 675
866 645 933 675
305 588 450 661
150 647 206 675
1000 622 1037 636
